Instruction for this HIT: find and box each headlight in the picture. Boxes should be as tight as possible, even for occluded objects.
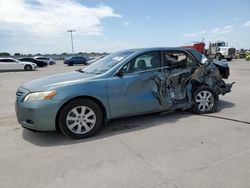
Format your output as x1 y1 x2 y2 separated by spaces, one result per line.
24 91 57 102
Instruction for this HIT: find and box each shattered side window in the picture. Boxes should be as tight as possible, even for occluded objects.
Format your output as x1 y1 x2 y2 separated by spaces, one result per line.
164 51 198 68
201 54 209 66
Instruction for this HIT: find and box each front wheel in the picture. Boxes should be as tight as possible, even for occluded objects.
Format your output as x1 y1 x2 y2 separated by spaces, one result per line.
59 99 103 139
215 54 222 61
227 58 232 61
192 86 218 114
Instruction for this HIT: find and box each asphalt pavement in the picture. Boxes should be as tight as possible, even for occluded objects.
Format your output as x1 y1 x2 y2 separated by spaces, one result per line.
0 59 250 188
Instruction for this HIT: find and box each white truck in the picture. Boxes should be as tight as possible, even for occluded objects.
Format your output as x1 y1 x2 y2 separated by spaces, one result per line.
207 41 236 61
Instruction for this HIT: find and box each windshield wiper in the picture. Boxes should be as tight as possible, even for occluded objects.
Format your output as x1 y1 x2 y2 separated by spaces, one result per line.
75 69 84 73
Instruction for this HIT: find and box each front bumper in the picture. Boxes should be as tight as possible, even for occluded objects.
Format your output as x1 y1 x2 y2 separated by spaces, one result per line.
15 99 61 131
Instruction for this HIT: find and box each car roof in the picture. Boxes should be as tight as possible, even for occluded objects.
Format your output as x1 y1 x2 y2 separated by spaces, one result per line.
0 57 15 60
116 47 198 53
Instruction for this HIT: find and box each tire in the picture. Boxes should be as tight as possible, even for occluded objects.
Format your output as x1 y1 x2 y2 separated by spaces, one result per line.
68 62 73 66
59 99 103 139
192 86 218 114
215 54 222 61
227 58 232 61
24 65 32 71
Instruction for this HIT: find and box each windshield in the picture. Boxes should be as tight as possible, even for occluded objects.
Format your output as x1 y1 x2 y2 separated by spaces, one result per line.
217 42 226 47
82 50 135 74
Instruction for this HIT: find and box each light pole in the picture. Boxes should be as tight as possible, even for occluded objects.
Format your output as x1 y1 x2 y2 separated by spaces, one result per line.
67 30 75 54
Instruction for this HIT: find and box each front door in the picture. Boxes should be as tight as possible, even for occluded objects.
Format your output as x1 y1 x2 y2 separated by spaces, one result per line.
108 51 165 118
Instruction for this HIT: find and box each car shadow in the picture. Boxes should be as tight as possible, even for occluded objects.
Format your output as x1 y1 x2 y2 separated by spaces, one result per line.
0 70 37 73
217 100 235 112
22 100 235 147
22 111 190 147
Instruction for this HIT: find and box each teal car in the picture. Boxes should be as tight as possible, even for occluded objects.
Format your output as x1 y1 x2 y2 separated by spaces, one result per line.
16 48 233 139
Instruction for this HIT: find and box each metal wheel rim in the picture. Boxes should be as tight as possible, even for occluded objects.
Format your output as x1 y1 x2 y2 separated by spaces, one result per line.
66 106 96 134
195 90 214 112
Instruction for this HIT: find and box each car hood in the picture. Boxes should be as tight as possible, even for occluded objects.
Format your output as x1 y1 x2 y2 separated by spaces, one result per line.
21 71 96 91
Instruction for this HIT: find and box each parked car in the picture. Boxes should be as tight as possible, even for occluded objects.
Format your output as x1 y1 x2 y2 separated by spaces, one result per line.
64 56 87 66
0 58 37 71
16 48 234 139
34 56 56 65
18 57 48 67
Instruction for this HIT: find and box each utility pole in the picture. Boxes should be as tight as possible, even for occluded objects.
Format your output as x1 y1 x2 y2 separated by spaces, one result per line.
67 30 75 54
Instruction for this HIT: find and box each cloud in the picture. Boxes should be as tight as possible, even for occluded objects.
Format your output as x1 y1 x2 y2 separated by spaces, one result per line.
242 20 250 27
183 33 197 37
210 25 233 34
184 25 233 38
0 0 122 37
123 21 130 26
200 30 207 34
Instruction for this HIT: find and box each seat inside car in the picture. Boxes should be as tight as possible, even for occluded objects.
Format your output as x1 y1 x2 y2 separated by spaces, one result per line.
137 60 147 71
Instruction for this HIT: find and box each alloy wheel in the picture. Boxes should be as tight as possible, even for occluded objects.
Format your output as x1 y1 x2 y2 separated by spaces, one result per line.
195 90 215 112
66 106 96 134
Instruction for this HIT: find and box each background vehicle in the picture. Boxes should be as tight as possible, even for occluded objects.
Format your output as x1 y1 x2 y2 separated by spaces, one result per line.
245 51 250 61
18 57 48 67
64 56 87 66
16 48 233 139
182 42 205 54
34 56 56 65
0 58 37 71
235 49 246 59
183 41 236 61
207 41 236 61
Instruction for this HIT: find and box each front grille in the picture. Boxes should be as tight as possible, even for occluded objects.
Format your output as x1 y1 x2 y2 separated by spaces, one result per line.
229 48 235 55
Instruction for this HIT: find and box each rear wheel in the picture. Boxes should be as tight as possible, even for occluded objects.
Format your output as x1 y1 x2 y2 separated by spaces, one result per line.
192 86 218 114
59 99 103 139
227 58 232 61
24 65 32 71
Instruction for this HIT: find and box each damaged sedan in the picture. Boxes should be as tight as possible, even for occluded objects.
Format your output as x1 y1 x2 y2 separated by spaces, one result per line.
16 48 234 139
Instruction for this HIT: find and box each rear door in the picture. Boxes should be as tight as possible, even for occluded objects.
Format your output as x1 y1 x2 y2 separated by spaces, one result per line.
162 50 199 101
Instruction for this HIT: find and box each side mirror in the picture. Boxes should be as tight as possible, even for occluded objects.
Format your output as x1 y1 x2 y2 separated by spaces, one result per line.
115 69 124 77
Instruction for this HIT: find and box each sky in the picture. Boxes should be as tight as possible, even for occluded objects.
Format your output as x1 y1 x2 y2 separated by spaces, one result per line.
0 0 249 54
